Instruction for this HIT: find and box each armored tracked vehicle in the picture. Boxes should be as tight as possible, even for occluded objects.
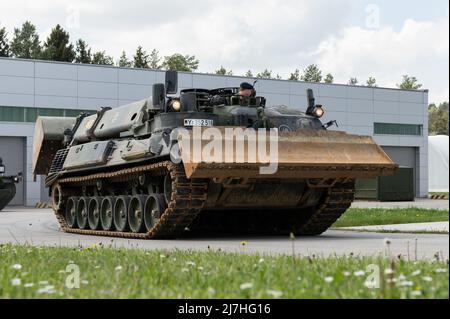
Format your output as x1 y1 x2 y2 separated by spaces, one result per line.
33 71 397 238
0 158 22 211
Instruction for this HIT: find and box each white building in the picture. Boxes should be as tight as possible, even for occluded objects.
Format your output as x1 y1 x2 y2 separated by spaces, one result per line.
0 57 429 206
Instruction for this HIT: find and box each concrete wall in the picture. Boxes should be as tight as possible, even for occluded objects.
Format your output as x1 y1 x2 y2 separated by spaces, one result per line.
0 57 429 204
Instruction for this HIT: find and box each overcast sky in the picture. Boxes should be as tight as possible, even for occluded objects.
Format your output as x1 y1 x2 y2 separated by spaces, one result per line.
0 0 448 103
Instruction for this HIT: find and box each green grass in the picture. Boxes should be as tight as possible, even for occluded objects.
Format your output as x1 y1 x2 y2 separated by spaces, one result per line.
333 208 449 228
0 244 448 299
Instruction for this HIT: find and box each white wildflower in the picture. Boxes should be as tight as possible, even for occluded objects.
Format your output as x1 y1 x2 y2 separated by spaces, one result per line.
398 281 414 287
197 266 204 271
411 291 422 297
435 268 447 273
11 264 22 270
39 281 49 285
297 276 302 281
354 271 365 277
343 271 351 277
159 254 166 258
186 261 196 266
10 278 21 286
58 270 66 274
240 282 253 290
207 287 216 294
267 290 283 298
422 276 433 282
24 283 34 288
324 276 334 283
258 258 265 264
384 268 394 275
115 266 123 271
411 270 421 277
398 274 406 281
81 280 89 285
37 285 55 294
181 268 189 273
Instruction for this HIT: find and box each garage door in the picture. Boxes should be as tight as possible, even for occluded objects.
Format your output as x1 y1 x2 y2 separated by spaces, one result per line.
0 136 24 205
381 146 417 195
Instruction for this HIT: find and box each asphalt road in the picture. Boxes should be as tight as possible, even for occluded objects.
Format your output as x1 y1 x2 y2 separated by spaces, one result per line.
1 207 448 260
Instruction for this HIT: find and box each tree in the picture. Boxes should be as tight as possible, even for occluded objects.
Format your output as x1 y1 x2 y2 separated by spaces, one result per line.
10 21 41 59
348 78 358 85
0 24 10 57
91 51 114 65
366 77 377 87
324 73 334 84
133 46 149 68
40 24 75 62
162 53 199 72
256 69 274 79
118 51 132 67
300 64 322 82
149 49 162 69
288 69 300 81
215 66 233 75
74 39 91 64
429 102 449 135
245 70 254 77
397 75 422 90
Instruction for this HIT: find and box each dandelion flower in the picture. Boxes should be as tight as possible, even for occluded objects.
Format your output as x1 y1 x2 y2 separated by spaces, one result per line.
267 290 283 298
240 282 253 290
11 264 22 270
324 276 334 283
11 278 21 286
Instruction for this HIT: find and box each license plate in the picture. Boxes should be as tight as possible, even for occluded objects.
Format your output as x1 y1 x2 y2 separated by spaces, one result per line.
184 119 214 127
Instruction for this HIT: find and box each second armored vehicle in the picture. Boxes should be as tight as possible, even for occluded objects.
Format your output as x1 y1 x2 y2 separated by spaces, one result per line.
0 158 22 211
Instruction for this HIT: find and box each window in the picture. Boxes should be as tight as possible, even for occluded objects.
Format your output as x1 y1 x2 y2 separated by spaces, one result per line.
374 123 423 136
0 106 96 123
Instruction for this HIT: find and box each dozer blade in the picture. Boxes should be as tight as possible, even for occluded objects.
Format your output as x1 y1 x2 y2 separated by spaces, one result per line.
178 127 397 180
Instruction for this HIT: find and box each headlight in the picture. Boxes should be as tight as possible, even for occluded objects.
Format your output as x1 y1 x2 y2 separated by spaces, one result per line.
169 99 182 112
0 165 4 174
313 105 325 118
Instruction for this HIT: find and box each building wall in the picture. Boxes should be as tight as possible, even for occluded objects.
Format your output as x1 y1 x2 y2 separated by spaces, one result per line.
0 57 429 205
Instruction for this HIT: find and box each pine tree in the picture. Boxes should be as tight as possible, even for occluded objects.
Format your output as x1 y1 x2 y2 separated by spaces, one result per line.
300 64 322 82
91 51 114 65
41 24 75 62
10 21 41 59
397 75 422 90
74 39 91 63
133 46 149 68
256 69 274 79
245 70 253 77
366 77 377 87
162 53 199 72
348 78 358 85
288 69 300 81
215 66 233 75
118 51 132 67
324 73 334 84
0 24 10 57
149 49 162 69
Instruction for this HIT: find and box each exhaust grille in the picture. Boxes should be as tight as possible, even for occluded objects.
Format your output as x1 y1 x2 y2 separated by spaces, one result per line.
48 148 69 175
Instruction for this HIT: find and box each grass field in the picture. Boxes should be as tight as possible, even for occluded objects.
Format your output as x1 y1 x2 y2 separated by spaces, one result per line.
0 244 448 299
333 208 449 228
